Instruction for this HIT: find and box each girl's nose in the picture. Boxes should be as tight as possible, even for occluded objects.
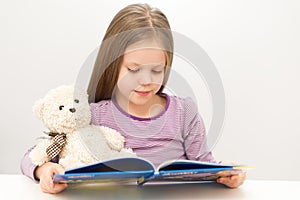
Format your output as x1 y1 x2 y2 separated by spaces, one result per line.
138 72 152 85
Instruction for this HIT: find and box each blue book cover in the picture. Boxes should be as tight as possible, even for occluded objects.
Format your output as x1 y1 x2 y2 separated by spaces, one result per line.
53 157 252 185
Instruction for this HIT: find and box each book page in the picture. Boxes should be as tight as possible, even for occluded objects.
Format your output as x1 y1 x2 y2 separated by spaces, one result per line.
66 157 155 174
157 160 235 171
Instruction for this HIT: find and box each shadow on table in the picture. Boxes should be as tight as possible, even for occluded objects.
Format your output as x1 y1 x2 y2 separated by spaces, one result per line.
57 181 247 200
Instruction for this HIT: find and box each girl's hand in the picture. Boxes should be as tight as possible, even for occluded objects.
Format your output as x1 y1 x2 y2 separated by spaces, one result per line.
34 162 68 194
216 160 247 188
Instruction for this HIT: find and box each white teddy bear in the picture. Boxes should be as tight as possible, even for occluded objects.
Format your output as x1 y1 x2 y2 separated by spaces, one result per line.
29 85 136 170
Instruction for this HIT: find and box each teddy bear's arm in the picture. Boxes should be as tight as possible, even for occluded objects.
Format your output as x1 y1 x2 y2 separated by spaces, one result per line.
29 139 52 166
99 126 125 151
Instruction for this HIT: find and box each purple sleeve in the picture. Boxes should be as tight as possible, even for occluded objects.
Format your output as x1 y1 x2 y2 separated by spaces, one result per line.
20 146 39 182
182 98 216 163
20 146 59 182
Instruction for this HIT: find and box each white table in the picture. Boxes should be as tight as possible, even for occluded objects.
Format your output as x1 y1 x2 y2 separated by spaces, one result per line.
1 174 300 199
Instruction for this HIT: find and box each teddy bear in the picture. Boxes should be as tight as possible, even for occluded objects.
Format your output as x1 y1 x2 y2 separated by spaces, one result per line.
29 84 136 170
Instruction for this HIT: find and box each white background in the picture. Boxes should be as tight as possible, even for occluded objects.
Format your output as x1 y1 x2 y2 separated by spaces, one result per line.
1 0 299 180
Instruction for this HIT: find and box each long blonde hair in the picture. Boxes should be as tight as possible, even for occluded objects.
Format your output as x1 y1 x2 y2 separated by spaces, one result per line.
87 3 174 103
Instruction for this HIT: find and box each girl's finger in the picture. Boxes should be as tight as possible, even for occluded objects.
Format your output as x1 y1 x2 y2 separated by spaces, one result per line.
217 171 247 188
53 183 68 193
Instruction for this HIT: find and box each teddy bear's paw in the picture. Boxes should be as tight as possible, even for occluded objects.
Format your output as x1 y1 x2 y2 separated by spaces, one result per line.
101 127 125 151
29 154 49 166
122 148 133 153
29 144 51 166
120 148 137 157
31 158 48 166
107 139 125 151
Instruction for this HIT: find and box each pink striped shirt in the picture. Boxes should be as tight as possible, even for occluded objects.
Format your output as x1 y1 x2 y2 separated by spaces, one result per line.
20 94 215 181
91 94 215 167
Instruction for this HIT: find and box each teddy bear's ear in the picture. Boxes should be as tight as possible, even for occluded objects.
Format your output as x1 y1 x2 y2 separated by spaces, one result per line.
32 99 44 120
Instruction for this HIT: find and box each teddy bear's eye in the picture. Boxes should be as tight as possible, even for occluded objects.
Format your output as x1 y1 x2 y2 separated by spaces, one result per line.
59 105 64 110
74 99 79 103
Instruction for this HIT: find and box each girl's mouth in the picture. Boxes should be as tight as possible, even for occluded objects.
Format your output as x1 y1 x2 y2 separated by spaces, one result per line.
134 90 150 96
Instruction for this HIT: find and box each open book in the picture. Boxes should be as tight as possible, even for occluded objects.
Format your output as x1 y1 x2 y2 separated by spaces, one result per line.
53 157 252 186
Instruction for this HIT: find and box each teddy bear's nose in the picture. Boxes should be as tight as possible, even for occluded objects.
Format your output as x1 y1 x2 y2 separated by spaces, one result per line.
69 108 76 113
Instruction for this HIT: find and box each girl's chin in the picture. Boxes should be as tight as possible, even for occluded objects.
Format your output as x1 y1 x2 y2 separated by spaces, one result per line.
129 94 154 105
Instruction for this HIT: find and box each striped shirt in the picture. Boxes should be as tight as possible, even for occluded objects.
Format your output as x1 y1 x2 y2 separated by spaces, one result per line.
91 94 215 167
20 94 215 181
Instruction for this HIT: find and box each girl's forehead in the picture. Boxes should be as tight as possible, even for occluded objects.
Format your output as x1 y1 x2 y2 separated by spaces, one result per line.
123 48 166 66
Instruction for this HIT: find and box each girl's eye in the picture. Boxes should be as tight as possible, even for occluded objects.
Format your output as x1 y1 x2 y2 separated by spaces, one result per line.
127 67 139 73
152 65 165 74
152 70 163 74
59 105 64 110
74 99 79 103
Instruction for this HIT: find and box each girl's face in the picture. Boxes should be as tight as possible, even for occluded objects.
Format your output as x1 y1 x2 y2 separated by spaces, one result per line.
116 40 166 108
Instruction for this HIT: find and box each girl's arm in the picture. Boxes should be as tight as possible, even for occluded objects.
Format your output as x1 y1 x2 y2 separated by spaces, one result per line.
20 146 67 193
34 162 67 193
20 146 40 181
181 98 246 188
181 97 215 163
216 160 247 188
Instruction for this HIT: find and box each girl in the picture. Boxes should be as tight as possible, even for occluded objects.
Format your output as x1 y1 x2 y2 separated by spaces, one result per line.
21 3 246 193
